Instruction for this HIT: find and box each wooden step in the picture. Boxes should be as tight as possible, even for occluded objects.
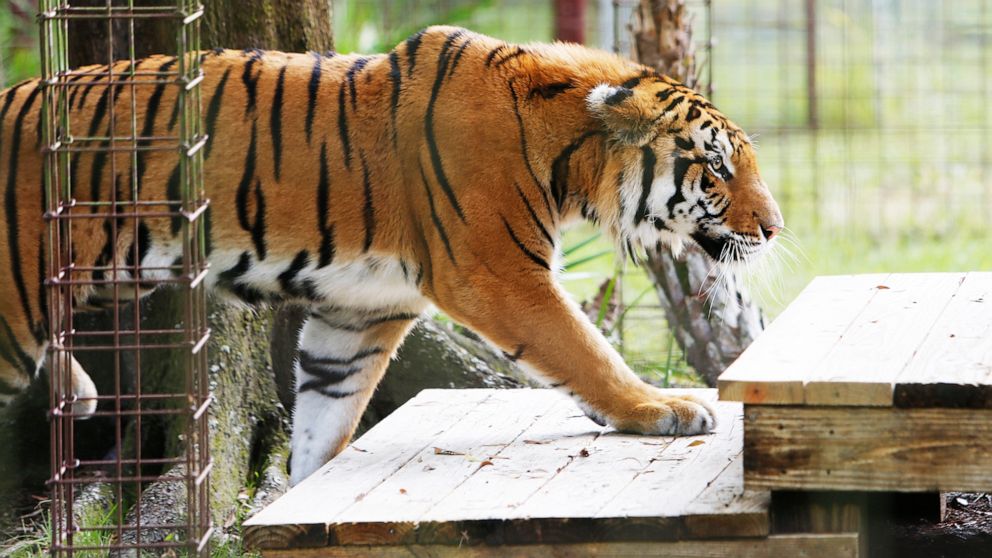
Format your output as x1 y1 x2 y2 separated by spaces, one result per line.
241 388 846 555
719 272 992 492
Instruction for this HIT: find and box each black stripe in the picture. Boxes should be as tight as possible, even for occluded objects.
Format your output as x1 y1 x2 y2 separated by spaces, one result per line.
301 347 383 367
337 80 352 169
663 95 685 114
360 153 375 253
502 345 525 362
424 31 467 221
513 182 554 247
166 165 182 235
298 350 366 388
306 52 322 145
549 130 600 212
447 39 472 79
236 122 267 259
0 316 35 376
217 251 266 304
204 67 232 159
633 145 657 225
501 216 549 270
242 48 264 116
36 230 48 340
419 163 456 265
668 157 697 215
493 46 526 67
136 58 178 187
405 30 426 77
388 51 401 149
0 82 28 159
346 57 371 112
111 60 136 103
675 136 694 151
218 251 252 283
89 146 108 202
65 74 88 108
278 250 320 300
87 86 111 137
125 221 152 288
271 65 287 181
509 80 557 219
204 204 213 257
311 310 419 332
167 90 181 131
656 88 677 103
91 220 115 281
251 178 267 260
75 78 98 111
303 387 357 399
316 142 335 268
528 81 575 100
5 86 41 341
236 122 258 234
485 45 508 67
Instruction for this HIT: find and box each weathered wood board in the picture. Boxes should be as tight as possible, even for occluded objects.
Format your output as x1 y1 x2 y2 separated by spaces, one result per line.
719 272 992 408
244 388 774 552
255 533 859 558
743 405 992 492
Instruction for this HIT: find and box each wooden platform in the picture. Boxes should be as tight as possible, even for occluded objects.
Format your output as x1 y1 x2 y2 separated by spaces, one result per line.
244 389 855 556
719 272 992 492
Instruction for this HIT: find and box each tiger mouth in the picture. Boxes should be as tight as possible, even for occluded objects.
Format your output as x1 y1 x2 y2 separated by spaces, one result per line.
690 232 729 262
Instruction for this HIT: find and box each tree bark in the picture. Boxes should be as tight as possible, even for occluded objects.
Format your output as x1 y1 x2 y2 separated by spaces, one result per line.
630 0 766 386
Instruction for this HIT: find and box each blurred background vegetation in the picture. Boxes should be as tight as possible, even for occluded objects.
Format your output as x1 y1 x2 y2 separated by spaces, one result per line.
2 0 990 386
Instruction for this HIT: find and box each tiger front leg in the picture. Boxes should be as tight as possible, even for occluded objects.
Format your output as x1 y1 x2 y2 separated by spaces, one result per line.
288 307 419 486
437 272 715 436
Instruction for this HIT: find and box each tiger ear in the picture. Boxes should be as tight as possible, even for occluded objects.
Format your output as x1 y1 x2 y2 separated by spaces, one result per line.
587 84 654 146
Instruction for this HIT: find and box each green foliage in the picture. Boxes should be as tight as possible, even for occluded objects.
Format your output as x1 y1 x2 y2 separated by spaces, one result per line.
0 0 40 87
331 0 551 53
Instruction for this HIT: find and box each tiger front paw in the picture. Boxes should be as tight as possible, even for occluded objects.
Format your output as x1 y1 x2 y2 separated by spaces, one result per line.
612 393 716 436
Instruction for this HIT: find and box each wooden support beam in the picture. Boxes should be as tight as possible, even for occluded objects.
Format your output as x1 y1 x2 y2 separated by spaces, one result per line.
743 405 992 492
257 534 859 558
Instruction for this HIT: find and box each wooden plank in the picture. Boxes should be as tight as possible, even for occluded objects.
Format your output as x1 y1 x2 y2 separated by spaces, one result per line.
259 534 859 558
595 396 741 518
339 390 560 520
743 404 992 492
894 272 992 408
419 397 605 522
248 389 768 550
681 452 770 539
719 274 888 404
244 389 495 547
804 273 966 406
513 390 713 519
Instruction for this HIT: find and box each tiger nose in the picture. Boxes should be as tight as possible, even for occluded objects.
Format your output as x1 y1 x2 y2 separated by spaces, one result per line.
760 224 781 241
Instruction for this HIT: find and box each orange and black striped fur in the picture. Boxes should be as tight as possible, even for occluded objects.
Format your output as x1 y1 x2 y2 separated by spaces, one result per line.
0 27 783 483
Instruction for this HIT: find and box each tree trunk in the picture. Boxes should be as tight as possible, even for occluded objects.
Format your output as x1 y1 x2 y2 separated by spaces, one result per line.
630 0 766 386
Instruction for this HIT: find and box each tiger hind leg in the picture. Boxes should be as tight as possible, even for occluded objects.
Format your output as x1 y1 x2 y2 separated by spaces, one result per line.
288 306 420 485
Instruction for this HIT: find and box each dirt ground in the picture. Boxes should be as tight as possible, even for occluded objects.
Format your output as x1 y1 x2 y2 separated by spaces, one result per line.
887 493 992 558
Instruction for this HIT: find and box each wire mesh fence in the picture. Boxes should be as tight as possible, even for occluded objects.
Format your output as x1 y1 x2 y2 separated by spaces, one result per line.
39 1 211 555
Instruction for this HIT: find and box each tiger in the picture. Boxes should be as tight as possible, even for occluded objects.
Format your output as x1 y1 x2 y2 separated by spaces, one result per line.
0 26 783 485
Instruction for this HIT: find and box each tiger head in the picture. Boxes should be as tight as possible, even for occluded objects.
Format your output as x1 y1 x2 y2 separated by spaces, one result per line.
586 75 783 265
